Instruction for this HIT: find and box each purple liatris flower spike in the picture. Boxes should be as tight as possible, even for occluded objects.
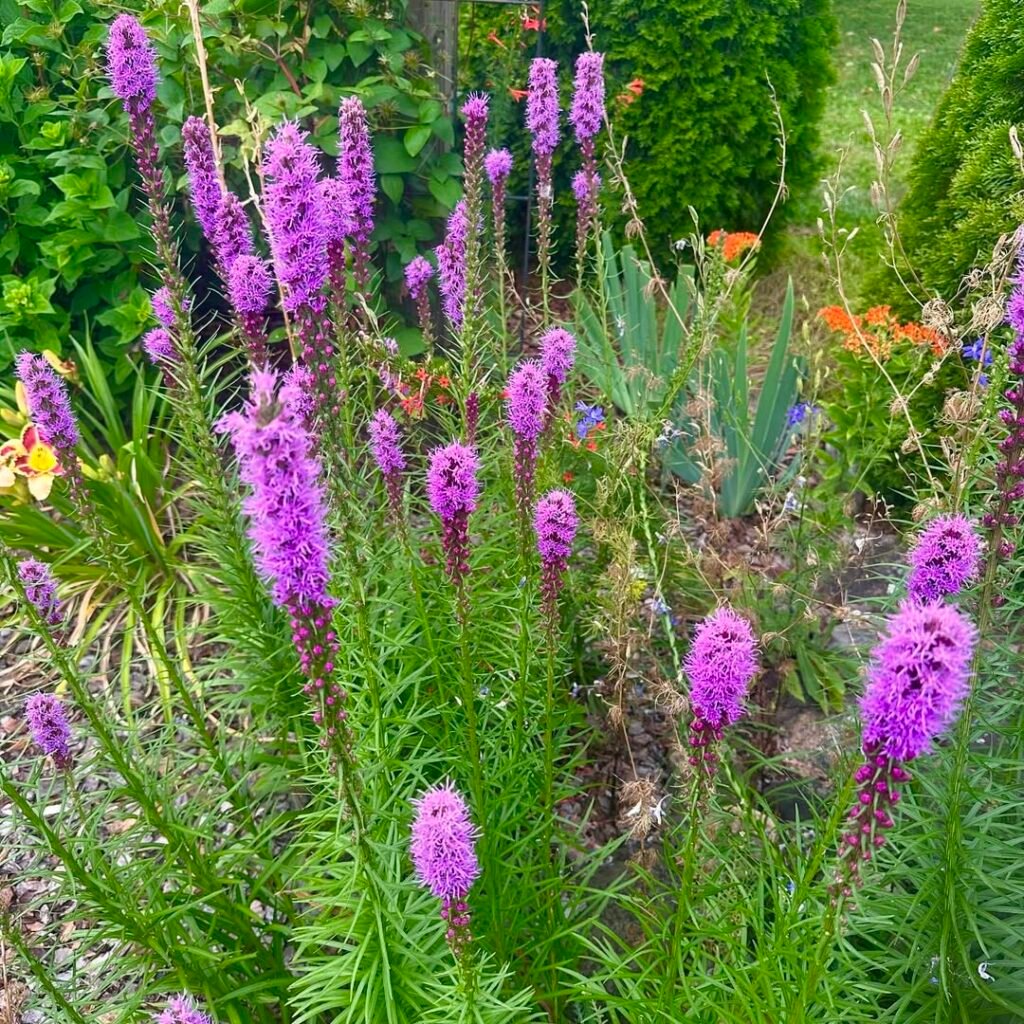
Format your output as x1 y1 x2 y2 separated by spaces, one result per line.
143 327 177 370
539 326 576 404
570 52 605 148
212 192 253 278
427 441 479 589
228 254 273 365
907 514 982 603
368 409 406 518
404 255 434 301
572 169 601 205
106 14 157 111
25 693 72 769
15 352 79 474
338 97 376 291
218 370 348 743
228 255 273 316
262 122 328 313
460 94 489 236
684 607 759 775
527 58 560 158
534 489 578 622
18 558 62 628
181 116 223 242
860 600 976 763
436 201 468 329
318 177 351 296
154 993 213 1024
218 369 330 609
405 255 435 350
466 391 479 447
151 286 175 329
484 148 513 187
527 58 560 284
506 361 547 518
410 782 479 952
838 600 977 891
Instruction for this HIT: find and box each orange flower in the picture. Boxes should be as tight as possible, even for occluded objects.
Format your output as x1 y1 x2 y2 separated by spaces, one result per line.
562 471 574 484
709 230 760 262
896 321 946 355
818 305 862 335
864 304 893 327
508 87 528 102
487 30 506 49
626 78 644 96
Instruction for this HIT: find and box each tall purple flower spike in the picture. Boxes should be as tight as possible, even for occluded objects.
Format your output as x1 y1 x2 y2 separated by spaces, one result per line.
838 600 977 893
436 201 468 329
534 489 578 624
506 361 547 520
18 558 62 628
410 782 479 954
338 97 376 292
683 607 759 776
181 115 223 242
217 370 349 747
368 408 406 519
907 514 981 603
26 693 72 769
427 441 479 602
15 352 80 484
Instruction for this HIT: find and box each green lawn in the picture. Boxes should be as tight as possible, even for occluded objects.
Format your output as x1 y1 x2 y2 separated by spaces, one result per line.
775 0 980 309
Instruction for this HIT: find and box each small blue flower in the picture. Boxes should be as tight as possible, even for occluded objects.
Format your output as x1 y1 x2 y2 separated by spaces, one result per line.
786 402 820 429
962 337 993 366
575 402 605 440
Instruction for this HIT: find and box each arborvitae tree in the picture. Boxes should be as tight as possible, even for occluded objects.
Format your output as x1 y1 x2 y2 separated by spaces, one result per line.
882 0 1024 305
585 0 837 251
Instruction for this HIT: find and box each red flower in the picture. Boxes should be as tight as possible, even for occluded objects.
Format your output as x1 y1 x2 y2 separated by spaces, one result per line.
508 87 528 102
487 31 507 49
562 471 574 483
522 15 546 30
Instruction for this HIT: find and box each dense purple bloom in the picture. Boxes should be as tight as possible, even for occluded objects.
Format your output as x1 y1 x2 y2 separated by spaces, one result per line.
217 370 331 610
507 361 547 518
181 116 223 241
368 409 406 477
838 600 978 890
527 58 560 158
907 514 982 603
460 93 489 193
404 256 434 301
154 993 212 1024
25 693 72 769
427 441 479 522
684 607 759 733
338 97 375 289
151 286 175 329
484 148 513 186
860 600 976 763
540 327 576 401
106 14 157 110
436 201 468 328
428 441 479 588
570 52 605 145
572 169 601 205
16 352 79 464
506 361 547 441
143 327 177 367
534 489 578 621
212 192 253 276
228 255 273 316
368 408 406 518
411 782 479 951
18 558 62 627
318 177 351 245
262 122 328 313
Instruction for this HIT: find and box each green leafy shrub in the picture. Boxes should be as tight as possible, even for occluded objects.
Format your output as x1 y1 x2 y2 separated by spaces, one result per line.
878 0 1024 306
0 0 455 385
581 0 836 249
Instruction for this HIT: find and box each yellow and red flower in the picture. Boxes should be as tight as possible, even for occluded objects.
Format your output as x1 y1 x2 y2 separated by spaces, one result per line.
0 423 65 500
